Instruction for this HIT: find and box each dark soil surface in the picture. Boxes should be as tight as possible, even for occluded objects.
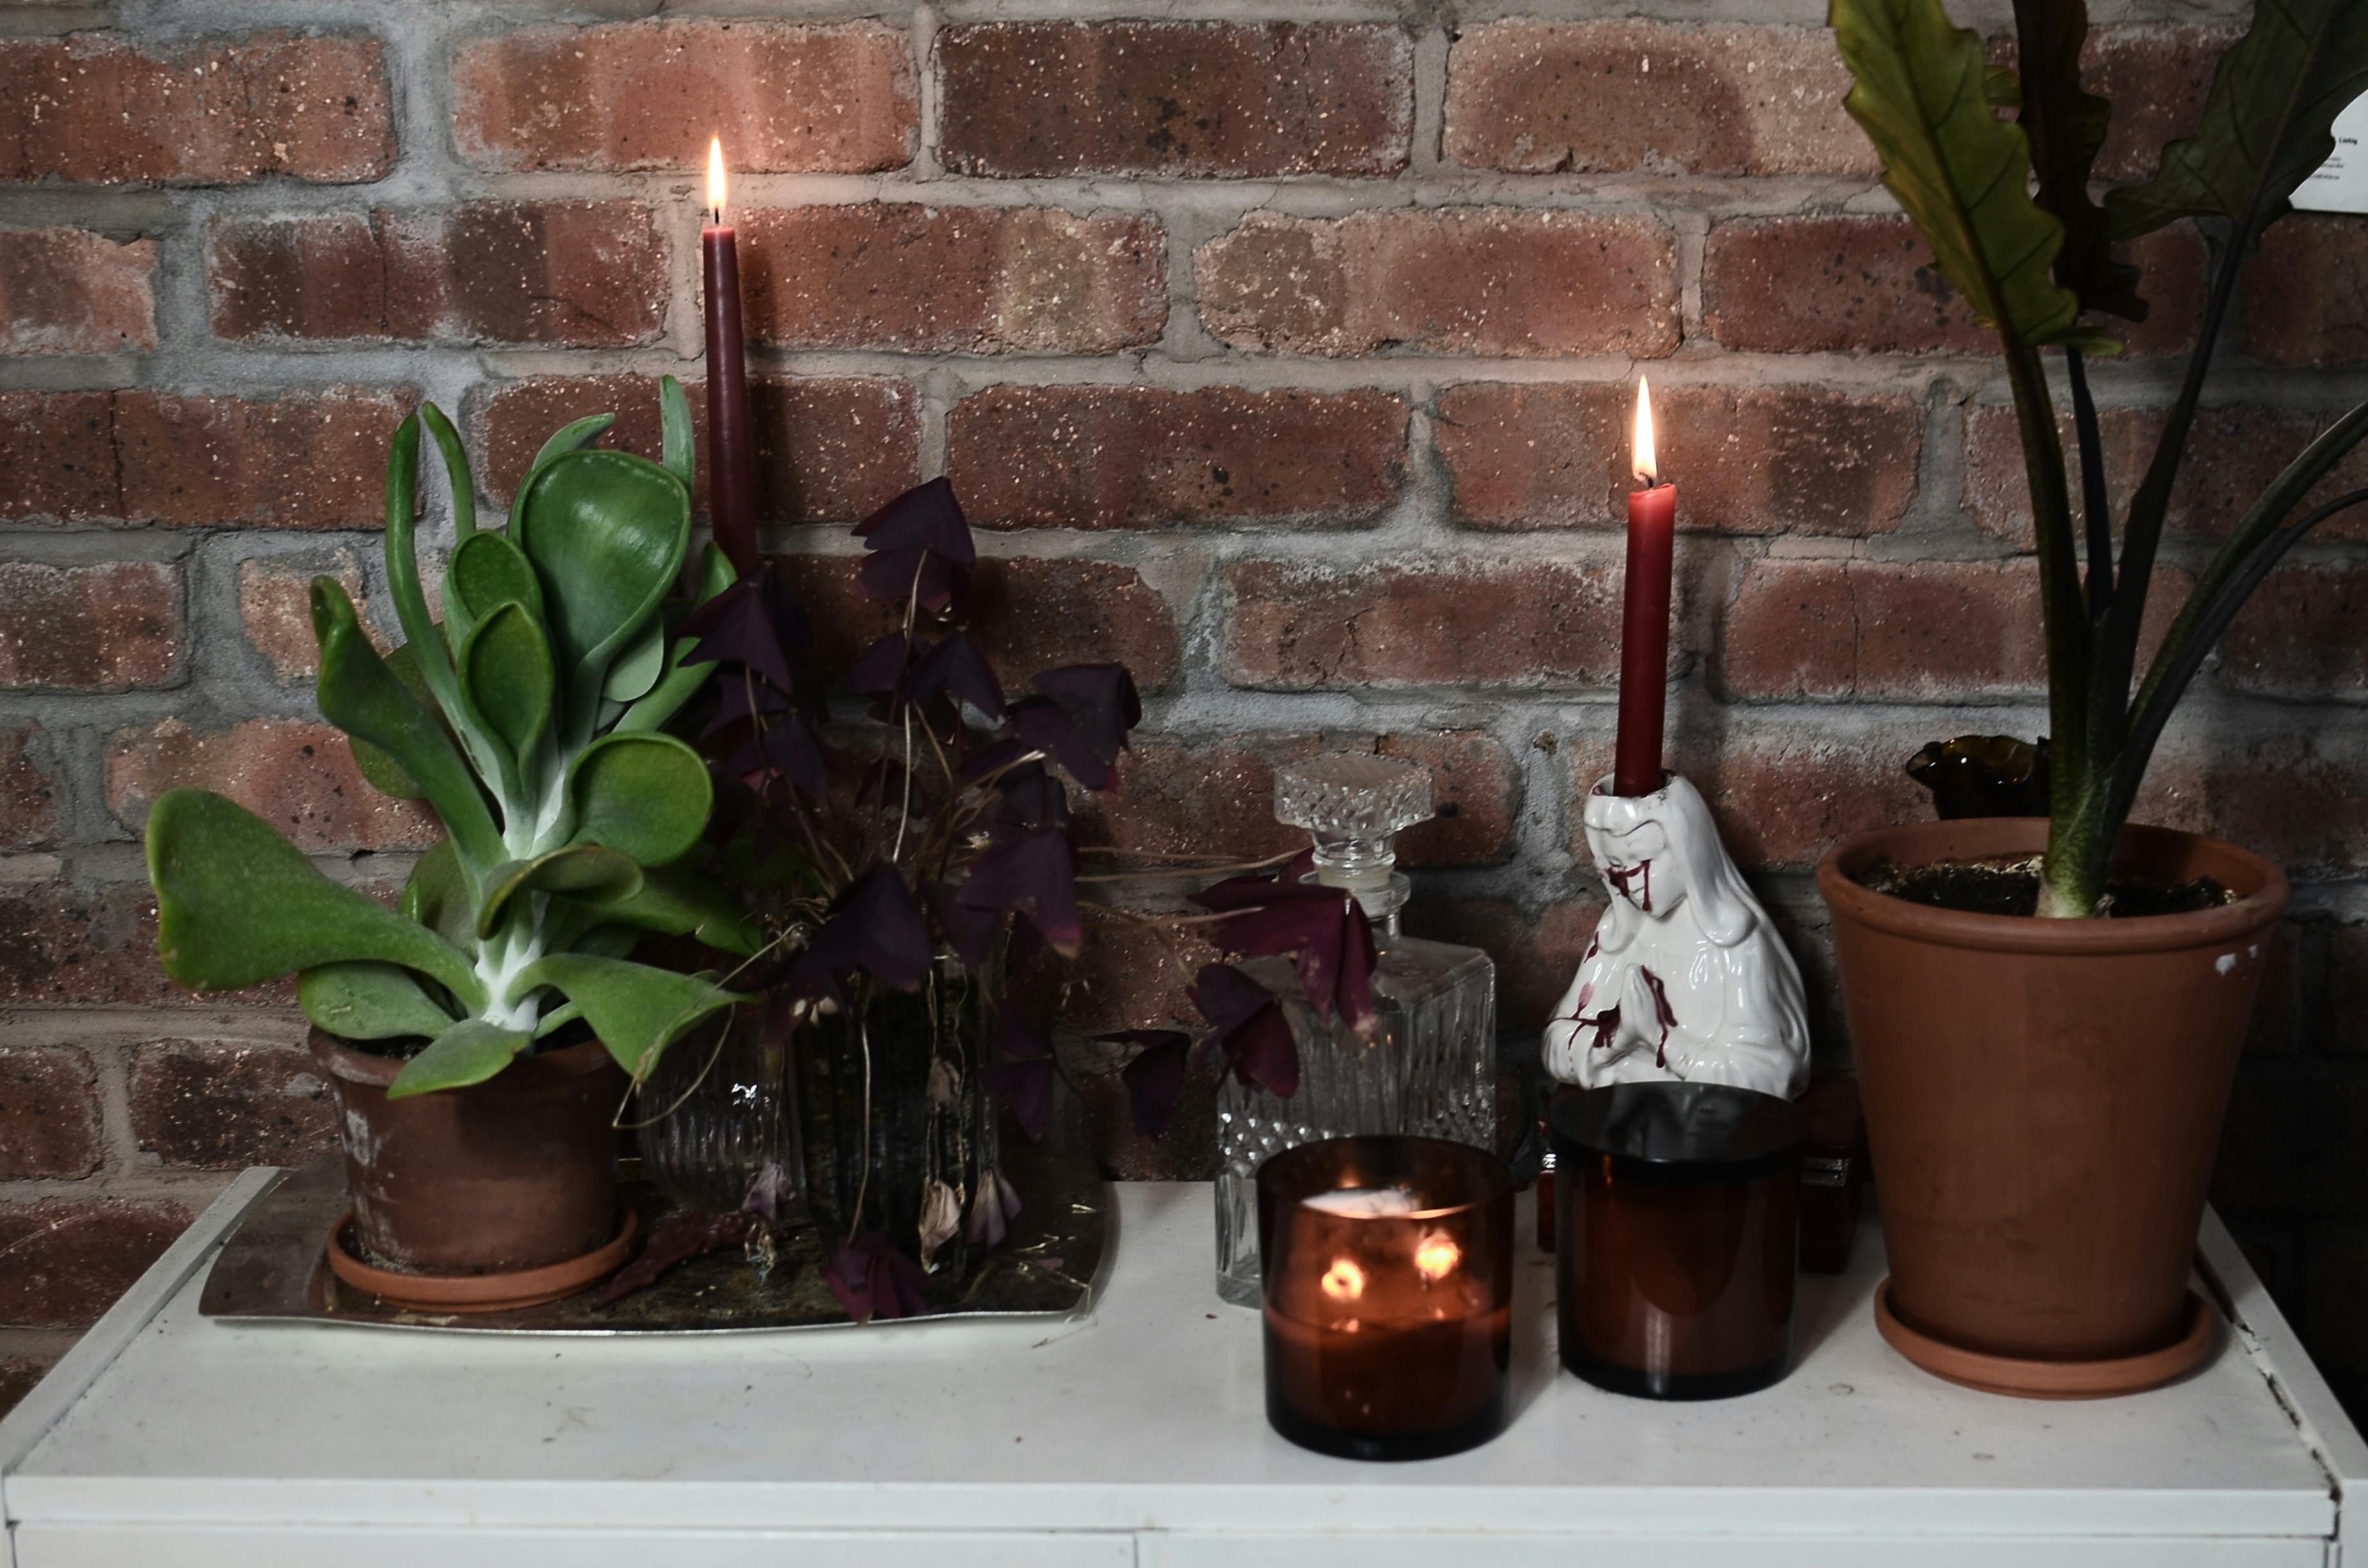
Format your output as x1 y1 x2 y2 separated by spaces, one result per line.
1855 855 2235 917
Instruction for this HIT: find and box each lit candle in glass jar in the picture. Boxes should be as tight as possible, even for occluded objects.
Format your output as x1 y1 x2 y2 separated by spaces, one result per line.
1258 1136 1515 1461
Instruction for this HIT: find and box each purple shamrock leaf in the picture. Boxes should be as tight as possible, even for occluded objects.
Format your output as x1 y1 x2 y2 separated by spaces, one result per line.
853 476 977 564
965 1165 1023 1248
1188 866 1377 1035
595 1210 759 1307
981 1012 1054 1141
823 1231 933 1324
957 827 1082 956
677 578 798 695
788 863 933 1000
850 631 911 697
922 879 1003 969
909 632 1007 722
1009 697 1113 792
1105 1029 1192 1138
1033 664 1141 764
721 709 828 800
700 669 793 739
856 549 962 612
1189 962 1300 1098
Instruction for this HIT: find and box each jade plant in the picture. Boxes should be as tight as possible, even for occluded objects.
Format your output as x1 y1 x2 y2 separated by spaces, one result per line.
1832 0 2368 914
146 377 755 1097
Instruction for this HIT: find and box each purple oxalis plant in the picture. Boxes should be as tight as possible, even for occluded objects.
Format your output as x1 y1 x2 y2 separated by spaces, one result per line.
672 478 1379 1319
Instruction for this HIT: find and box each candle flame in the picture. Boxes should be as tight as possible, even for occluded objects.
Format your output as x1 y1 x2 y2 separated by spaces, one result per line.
1320 1258 1367 1301
707 136 728 220
1632 376 1657 485
1413 1232 1461 1281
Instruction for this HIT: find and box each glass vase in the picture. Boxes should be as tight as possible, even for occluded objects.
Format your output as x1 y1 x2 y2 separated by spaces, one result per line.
639 1001 803 1218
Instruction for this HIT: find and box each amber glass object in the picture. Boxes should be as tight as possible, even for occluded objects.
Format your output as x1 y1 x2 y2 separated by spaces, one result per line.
1258 1136 1515 1461
1552 1082 1807 1400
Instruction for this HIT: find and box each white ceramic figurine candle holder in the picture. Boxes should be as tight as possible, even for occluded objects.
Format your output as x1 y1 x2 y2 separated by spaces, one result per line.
1543 773 1810 1100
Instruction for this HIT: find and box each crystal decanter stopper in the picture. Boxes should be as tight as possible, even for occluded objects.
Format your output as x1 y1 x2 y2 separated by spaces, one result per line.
1212 755 1499 1306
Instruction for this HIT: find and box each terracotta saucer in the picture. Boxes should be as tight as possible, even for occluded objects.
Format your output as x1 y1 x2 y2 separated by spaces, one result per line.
1874 1279 2215 1399
324 1207 639 1315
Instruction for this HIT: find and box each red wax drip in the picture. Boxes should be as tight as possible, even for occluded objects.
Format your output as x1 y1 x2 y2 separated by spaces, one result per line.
702 222 758 578
1614 481 1676 797
1640 966 1679 1068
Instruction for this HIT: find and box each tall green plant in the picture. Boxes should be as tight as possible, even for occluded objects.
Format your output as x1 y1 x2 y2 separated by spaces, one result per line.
1832 0 2368 915
146 378 755 1095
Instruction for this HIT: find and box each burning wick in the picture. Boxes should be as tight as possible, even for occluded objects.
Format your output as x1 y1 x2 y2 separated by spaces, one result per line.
1321 1258 1368 1300
706 135 728 225
1414 1232 1461 1281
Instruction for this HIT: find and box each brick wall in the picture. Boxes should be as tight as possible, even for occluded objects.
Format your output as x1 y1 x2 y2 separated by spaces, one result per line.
1 0 2364 1417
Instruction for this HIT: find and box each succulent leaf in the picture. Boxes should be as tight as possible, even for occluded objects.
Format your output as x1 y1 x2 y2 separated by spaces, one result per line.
475 844 644 941
513 448 690 727
659 374 695 489
457 600 556 780
400 838 474 949
602 616 666 703
299 961 458 1041
545 864 762 956
387 1018 534 1100
147 788 484 1008
446 530 547 641
566 731 713 867
516 952 745 1079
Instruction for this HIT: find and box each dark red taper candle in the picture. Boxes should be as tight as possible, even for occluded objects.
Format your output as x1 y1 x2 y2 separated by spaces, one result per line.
1613 378 1675 798
703 137 758 578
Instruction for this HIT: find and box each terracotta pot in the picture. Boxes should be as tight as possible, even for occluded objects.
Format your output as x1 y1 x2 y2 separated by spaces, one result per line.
311 1029 627 1275
1816 818 2287 1394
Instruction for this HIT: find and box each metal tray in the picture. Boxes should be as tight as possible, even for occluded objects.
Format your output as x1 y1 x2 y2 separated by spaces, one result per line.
199 1136 1110 1335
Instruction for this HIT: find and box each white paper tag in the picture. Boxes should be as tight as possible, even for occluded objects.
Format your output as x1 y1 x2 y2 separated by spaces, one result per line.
2295 89 2368 213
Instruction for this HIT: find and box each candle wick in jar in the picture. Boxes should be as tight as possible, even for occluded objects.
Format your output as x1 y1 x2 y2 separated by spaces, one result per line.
1321 1258 1367 1300
1414 1232 1461 1281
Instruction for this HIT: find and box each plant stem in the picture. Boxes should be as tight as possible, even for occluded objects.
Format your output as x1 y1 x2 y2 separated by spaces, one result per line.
2066 348 2113 626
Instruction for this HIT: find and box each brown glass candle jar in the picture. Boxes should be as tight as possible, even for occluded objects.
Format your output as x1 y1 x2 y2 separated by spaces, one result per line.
1552 1082 1808 1401
1258 1136 1515 1461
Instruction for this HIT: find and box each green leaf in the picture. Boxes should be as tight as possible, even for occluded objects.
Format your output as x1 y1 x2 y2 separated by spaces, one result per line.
445 530 547 637
2010 0 2147 321
476 844 644 942
516 952 745 1080
547 864 761 956
388 1018 533 1100
457 600 556 776
513 449 691 724
616 544 741 737
1832 0 2089 348
146 788 484 1009
312 578 504 873
299 961 457 1041
534 1000 586 1037
2107 0 2368 239
400 838 475 950
381 412 472 751
566 731 712 867
418 405 477 544
659 375 695 489
504 414 618 535
349 642 436 803
602 616 666 704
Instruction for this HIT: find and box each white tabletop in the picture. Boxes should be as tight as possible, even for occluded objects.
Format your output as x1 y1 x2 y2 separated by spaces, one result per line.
3 1173 2364 1567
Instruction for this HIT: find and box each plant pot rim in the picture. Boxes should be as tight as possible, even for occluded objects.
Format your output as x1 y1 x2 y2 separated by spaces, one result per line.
1814 817 2289 956
324 1205 639 1314
308 1027 616 1089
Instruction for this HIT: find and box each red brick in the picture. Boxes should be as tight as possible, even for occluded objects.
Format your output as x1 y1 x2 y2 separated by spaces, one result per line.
238 548 367 682
2223 566 2368 697
0 1044 101 1179
0 879 293 1008
941 22 1410 178
0 33 393 185
105 717 437 853
1401 897 1604 1033
1198 209 1677 358
1964 402 2368 548
2085 25 2233 182
2326 924 2368 1056
2243 215 2368 367
1439 381 1921 535
1223 556 1676 690
1572 724 1932 871
1078 730 1520 867
0 560 182 692
208 204 666 347
0 726 60 848
113 388 410 529
0 388 406 528
0 227 156 355
473 375 919 523
0 1199 191 1328
454 20 912 174
0 391 115 521
1705 216 2198 356
775 554 1183 694
947 386 1408 531
737 205 1164 354
131 1038 337 1170
1446 20 1868 177
2143 737 2368 874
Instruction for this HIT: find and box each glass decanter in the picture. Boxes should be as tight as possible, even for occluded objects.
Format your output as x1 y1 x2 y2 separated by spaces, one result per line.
1213 755 1499 1306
